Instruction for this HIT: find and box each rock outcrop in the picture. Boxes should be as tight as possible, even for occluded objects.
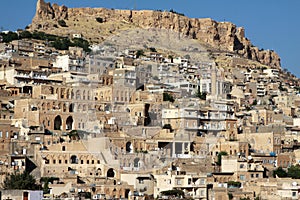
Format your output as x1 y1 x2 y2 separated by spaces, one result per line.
30 0 281 68
34 0 68 20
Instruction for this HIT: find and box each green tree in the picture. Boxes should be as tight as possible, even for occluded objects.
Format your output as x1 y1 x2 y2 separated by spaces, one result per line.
135 49 144 58
96 17 104 23
163 92 175 103
278 83 287 92
168 55 174 62
3 171 40 190
287 165 300 179
273 167 287 178
161 189 184 197
0 31 18 43
162 124 173 132
72 38 91 52
40 177 59 194
227 181 241 188
19 30 32 39
58 20 68 27
149 47 157 52
216 151 228 166
169 9 185 16
195 91 207 100
51 38 72 50
252 99 257 105
240 198 250 200
49 36 91 52
79 192 91 198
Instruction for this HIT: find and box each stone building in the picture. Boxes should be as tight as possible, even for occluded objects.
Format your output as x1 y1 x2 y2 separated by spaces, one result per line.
14 84 101 133
35 136 134 199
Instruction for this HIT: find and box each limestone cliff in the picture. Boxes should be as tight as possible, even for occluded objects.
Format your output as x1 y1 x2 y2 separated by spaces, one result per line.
30 0 281 68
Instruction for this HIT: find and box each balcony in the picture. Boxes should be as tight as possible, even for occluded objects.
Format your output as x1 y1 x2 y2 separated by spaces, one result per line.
180 114 198 119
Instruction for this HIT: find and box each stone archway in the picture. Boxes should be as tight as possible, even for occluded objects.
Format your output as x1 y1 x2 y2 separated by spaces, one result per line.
107 168 115 178
66 116 73 130
125 189 130 199
54 115 62 130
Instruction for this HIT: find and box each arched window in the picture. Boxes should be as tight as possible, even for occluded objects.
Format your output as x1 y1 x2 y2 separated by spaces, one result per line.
107 168 115 178
77 104 82 111
66 116 73 130
97 168 102 176
87 91 90 100
70 155 78 164
76 90 81 100
134 158 140 168
126 142 133 153
54 115 62 130
63 103 67 112
83 90 86 100
71 90 74 99
69 103 74 112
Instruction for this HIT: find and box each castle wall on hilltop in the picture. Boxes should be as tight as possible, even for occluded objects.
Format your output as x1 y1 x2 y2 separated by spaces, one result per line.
31 0 281 68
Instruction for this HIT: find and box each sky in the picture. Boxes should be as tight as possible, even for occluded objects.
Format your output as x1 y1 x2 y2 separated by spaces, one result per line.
0 0 299 77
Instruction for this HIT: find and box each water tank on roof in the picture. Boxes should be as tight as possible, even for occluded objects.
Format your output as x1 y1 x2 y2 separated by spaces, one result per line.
270 152 276 156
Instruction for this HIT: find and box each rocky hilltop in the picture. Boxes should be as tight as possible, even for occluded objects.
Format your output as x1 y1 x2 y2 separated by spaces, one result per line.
29 0 280 68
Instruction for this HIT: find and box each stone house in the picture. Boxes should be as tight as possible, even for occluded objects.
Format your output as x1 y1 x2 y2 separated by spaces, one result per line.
35 136 134 198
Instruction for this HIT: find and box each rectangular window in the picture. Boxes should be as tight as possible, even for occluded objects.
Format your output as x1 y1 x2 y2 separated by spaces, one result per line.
0 131 2 138
200 179 205 184
202 84 207 92
200 190 204 196
240 175 245 181
176 179 182 185
6 131 9 138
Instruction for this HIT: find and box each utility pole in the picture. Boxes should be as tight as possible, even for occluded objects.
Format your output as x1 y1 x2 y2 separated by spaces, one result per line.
133 0 136 10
